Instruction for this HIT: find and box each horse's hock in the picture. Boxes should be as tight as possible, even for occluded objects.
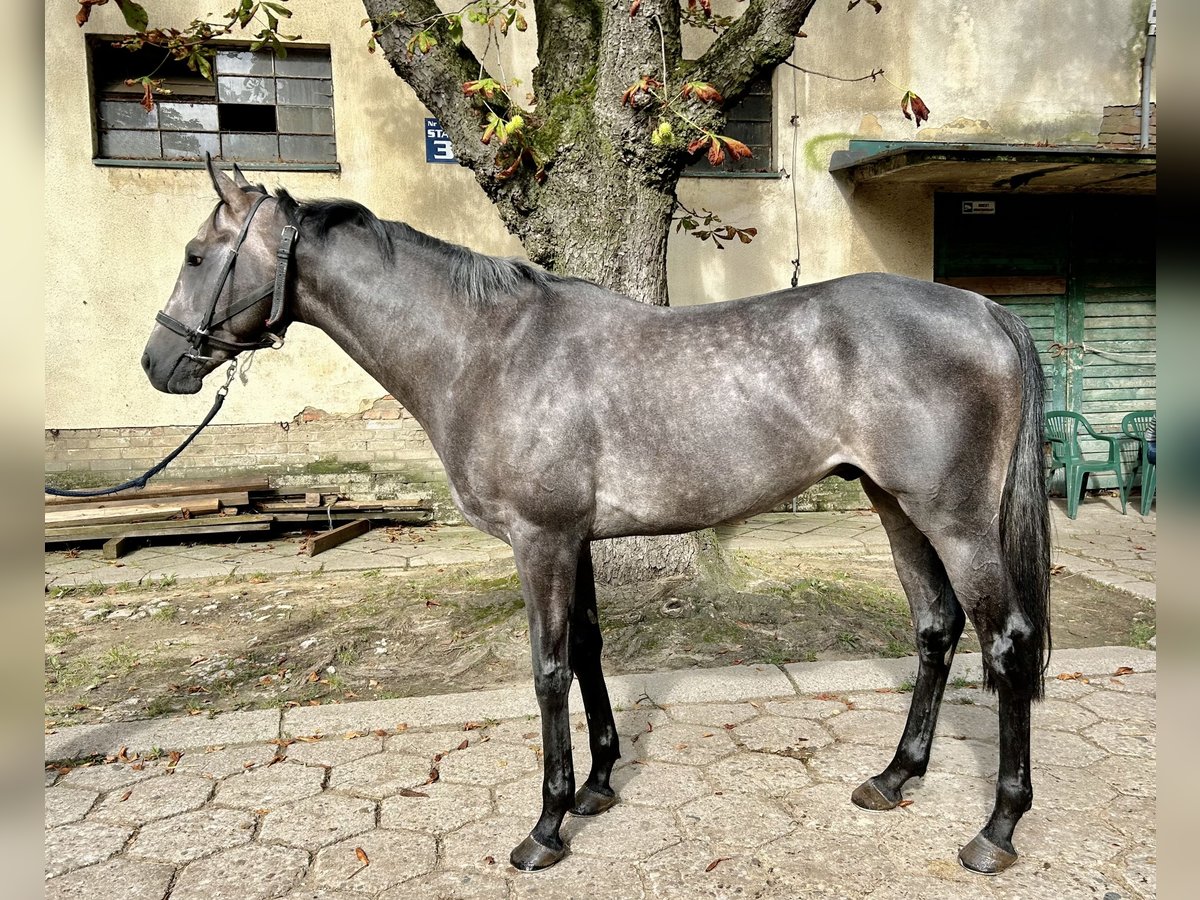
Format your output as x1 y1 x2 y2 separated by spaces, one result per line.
45 396 871 521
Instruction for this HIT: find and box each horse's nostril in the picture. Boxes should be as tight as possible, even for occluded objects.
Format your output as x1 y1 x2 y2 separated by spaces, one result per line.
141 351 152 374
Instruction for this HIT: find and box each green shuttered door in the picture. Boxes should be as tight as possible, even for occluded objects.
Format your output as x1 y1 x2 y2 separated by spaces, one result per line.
935 195 1155 491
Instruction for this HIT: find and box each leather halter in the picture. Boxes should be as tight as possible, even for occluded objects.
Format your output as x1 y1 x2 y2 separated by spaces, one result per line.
155 192 298 360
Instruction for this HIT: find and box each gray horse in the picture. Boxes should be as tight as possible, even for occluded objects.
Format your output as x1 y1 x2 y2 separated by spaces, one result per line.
142 158 1050 876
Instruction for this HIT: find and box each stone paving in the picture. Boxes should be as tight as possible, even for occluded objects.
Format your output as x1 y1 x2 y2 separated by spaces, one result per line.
45 502 1155 602
44 648 1156 900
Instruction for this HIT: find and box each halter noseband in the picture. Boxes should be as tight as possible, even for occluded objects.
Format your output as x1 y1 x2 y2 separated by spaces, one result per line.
155 192 298 361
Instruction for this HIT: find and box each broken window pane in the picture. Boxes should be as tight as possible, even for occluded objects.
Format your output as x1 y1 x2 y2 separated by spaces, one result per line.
99 129 161 159
277 106 333 134
280 134 336 162
276 78 333 107
217 76 275 105
98 101 157 130
158 103 219 132
162 131 221 160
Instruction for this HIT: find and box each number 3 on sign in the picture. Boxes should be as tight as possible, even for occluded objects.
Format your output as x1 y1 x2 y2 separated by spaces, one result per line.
425 118 456 164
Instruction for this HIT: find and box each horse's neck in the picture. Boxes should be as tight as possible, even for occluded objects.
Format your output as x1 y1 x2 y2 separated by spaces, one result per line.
290 245 472 438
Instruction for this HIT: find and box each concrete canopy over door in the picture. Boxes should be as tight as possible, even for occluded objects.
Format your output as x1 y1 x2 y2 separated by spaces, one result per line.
934 194 1155 492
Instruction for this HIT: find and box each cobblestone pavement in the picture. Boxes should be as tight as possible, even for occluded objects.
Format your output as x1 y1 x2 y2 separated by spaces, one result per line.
45 648 1156 900
45 502 1155 602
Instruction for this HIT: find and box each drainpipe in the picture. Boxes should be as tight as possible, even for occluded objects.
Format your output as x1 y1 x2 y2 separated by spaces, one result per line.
1139 0 1156 149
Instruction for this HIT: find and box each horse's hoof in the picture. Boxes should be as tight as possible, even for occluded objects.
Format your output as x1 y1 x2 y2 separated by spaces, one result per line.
958 833 1019 875
509 835 566 872
570 785 618 817
851 777 900 811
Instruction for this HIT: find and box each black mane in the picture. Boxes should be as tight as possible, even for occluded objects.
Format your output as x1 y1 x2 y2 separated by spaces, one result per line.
274 189 557 306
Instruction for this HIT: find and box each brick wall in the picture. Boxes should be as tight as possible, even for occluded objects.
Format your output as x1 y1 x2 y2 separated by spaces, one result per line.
45 395 870 519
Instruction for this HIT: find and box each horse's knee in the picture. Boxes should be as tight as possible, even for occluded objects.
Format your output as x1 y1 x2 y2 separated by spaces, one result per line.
533 665 573 701
914 602 966 665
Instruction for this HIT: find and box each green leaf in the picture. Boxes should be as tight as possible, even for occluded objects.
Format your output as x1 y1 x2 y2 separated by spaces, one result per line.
447 14 463 44
114 0 149 32
262 2 293 16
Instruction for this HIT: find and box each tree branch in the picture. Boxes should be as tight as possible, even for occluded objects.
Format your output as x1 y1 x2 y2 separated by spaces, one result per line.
688 0 819 106
361 0 502 184
781 60 884 83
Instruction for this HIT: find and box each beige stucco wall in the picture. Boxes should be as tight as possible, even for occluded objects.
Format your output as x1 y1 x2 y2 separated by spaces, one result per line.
45 0 1153 429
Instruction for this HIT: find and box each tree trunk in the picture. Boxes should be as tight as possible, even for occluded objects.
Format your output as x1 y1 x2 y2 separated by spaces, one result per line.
363 0 821 583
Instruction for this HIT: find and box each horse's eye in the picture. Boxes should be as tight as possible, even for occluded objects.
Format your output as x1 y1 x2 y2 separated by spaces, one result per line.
187 254 203 267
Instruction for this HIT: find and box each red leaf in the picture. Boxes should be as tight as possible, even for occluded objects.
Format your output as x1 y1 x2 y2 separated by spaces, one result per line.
424 767 441 785
686 136 710 155
629 0 642 16
355 846 370 865
721 136 753 160
139 81 155 113
706 856 732 872
1113 666 1135 676
908 91 930 126
456 739 469 751
398 788 428 798
898 798 914 808
706 140 726 166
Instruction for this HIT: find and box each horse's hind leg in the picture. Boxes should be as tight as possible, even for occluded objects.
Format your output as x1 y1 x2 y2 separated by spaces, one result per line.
568 543 620 816
921 528 1038 875
852 479 965 811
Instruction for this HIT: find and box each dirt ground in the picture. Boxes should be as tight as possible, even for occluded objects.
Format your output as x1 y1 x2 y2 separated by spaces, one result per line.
44 552 1154 730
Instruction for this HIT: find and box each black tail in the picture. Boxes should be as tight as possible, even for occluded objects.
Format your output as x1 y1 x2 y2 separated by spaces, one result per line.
986 302 1052 700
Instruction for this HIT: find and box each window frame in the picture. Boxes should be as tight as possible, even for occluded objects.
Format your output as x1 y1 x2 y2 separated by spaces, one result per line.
682 68 781 179
86 37 340 173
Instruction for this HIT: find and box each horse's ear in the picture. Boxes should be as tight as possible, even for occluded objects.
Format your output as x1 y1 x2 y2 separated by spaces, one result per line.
230 163 253 190
205 152 250 212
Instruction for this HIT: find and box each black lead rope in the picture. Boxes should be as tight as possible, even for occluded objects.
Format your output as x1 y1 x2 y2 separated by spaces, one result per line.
44 362 238 498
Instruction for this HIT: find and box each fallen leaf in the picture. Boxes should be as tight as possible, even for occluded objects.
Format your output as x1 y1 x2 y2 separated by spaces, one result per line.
1114 666 1134 676
424 767 440 785
396 723 409 733
702 732 714 738
254 808 270 815
398 788 428 798
628 0 641 16
722 723 736 730
344 731 366 740
898 799 914 808
674 742 688 750
166 750 182 772
268 754 286 766
355 846 370 865
462 722 482 731
294 734 323 743
484 855 496 865
119 789 132 802
373 729 388 738
706 857 732 872
456 739 469 751
130 762 145 771
522 731 538 740
1056 672 1084 681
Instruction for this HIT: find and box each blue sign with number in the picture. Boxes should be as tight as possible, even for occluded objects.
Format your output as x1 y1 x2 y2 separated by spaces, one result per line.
425 118 456 163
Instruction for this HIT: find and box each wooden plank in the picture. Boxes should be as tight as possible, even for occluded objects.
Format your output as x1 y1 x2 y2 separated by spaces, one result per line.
304 519 371 557
304 492 324 507
97 520 276 558
272 510 432 526
45 514 275 544
42 491 250 513
938 275 1067 296
46 506 183 529
45 478 270 505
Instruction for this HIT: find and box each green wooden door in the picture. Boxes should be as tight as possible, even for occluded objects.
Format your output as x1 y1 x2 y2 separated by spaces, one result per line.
935 194 1156 492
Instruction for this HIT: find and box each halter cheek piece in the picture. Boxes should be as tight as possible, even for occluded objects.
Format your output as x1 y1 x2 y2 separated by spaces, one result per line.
155 192 298 362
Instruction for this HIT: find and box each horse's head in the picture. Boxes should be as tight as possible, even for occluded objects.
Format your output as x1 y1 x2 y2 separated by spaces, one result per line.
142 154 296 394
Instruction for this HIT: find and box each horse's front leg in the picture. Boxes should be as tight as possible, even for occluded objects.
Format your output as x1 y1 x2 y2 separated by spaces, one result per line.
509 524 582 871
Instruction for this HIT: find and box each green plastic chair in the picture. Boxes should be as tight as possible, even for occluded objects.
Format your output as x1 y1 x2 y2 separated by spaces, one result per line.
1121 410 1156 516
1044 411 1127 519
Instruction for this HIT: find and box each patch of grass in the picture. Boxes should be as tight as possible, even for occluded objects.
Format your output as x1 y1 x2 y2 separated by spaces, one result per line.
1129 621 1155 649
46 629 78 647
151 605 178 621
335 647 359 667
463 572 521 591
896 678 916 693
362 569 382 579
144 696 176 717
52 581 109 599
836 632 861 651
883 640 912 658
147 574 177 589
949 676 979 690
100 644 139 675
